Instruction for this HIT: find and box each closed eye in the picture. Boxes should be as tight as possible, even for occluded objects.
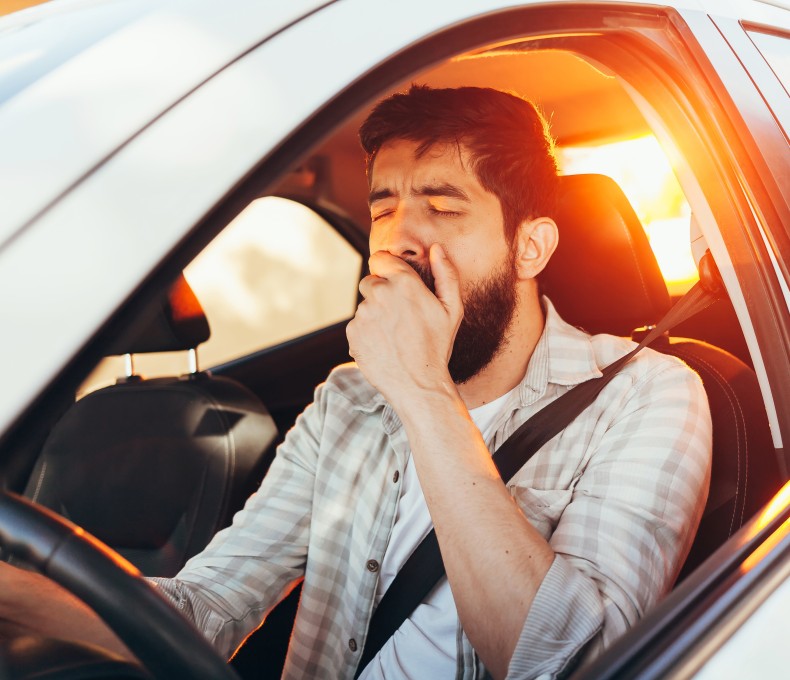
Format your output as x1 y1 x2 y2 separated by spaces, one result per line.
371 210 394 222
428 207 461 217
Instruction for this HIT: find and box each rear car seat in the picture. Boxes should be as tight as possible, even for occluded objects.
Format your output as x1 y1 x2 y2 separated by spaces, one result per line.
23 275 278 577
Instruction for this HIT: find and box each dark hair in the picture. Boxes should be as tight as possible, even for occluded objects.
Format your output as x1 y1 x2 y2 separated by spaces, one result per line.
359 85 559 241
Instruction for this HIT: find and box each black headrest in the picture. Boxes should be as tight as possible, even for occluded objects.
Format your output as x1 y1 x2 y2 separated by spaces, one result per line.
541 174 671 336
110 275 211 355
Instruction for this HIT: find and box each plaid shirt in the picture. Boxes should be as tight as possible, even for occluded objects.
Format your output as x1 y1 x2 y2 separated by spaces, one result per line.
151 299 712 679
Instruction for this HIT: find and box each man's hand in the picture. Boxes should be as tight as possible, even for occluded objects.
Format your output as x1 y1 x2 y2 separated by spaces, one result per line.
347 243 463 407
0 561 133 658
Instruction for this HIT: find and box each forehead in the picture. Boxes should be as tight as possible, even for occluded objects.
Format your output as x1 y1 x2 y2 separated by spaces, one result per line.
369 139 481 191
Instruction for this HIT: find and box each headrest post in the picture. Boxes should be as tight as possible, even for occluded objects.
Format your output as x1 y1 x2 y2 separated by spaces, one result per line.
188 348 199 375
123 353 135 378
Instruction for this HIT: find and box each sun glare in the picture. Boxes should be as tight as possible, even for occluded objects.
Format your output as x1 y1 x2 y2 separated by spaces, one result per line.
559 135 698 296
754 480 790 532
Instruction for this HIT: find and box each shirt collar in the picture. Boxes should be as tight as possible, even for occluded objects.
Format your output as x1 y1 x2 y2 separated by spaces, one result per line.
519 296 602 402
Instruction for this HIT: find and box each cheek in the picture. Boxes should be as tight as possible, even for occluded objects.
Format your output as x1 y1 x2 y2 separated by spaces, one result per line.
447 243 484 282
453 239 512 286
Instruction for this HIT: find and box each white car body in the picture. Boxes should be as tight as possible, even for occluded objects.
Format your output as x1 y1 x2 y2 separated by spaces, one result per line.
0 0 788 677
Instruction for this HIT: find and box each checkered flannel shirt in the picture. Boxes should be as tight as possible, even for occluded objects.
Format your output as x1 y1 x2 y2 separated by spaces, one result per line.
150 298 712 679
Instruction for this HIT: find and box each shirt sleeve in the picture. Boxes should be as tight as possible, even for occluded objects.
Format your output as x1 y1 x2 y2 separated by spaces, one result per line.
507 359 713 679
148 379 329 660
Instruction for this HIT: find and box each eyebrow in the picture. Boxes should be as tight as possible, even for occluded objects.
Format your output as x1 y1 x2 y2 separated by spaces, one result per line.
368 188 394 205
368 183 471 206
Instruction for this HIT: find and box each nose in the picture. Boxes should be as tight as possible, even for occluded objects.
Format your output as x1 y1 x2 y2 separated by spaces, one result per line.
373 206 427 261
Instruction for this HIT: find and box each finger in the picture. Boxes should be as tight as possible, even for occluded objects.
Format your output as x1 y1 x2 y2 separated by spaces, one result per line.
358 274 383 300
368 250 420 280
345 317 358 356
429 243 463 320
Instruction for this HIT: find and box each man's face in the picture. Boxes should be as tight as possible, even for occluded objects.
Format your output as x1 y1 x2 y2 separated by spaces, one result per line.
368 139 519 384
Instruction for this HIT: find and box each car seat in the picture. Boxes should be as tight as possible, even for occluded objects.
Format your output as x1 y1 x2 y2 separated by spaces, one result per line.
542 173 782 581
22 275 278 577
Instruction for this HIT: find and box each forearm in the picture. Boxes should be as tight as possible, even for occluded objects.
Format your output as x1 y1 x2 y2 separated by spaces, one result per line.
398 386 554 679
0 561 133 659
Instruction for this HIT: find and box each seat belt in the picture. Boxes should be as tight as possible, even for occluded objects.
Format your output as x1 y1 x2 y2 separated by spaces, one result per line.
354 275 721 678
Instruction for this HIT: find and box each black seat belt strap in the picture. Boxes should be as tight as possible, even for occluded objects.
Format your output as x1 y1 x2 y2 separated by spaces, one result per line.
354 280 720 678
494 280 717 481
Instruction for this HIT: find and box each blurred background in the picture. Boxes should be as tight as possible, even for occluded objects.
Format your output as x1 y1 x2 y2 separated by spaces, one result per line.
1 1 48 15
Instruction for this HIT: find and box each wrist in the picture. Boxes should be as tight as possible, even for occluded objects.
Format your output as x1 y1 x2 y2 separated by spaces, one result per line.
391 378 465 432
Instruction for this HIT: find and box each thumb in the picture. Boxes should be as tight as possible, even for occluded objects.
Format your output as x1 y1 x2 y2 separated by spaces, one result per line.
429 243 463 320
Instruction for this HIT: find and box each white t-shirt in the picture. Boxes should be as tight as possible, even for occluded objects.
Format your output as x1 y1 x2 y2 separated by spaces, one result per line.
360 389 514 679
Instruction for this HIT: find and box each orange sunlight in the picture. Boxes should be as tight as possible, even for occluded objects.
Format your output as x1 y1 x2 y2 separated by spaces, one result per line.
738 480 790 573
0 0 49 16
741 516 790 574
754 479 790 532
560 135 698 296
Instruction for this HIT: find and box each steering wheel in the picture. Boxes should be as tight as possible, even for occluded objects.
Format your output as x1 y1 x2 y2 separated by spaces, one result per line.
0 491 239 680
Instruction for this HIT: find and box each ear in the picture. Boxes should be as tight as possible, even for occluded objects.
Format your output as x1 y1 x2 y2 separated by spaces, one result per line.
513 217 559 280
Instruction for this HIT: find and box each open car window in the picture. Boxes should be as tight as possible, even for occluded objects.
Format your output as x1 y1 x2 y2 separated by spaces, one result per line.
558 136 697 297
78 197 363 397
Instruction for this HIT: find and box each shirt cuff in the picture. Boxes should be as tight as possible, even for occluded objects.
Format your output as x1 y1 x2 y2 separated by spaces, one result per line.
507 555 603 679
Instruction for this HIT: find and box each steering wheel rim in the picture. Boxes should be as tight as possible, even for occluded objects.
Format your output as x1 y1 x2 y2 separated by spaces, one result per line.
0 491 239 680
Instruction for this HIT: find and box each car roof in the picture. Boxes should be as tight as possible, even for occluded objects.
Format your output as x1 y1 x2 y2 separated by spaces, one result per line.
1 0 787 247
0 0 327 246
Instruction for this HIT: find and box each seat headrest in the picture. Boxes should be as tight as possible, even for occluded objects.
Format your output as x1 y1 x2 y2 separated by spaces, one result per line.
541 173 671 336
110 274 211 355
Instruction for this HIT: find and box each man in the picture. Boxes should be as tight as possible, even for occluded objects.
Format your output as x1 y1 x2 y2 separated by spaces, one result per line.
0 86 712 679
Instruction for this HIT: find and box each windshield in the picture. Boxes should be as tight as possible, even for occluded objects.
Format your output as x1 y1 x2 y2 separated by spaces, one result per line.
0 0 157 105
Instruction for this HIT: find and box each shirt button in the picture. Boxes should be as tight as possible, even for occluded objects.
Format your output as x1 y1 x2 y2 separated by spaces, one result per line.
366 559 380 572
348 638 358 652
392 470 400 483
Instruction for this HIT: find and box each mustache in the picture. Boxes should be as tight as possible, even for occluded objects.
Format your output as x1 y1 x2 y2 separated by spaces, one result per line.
404 258 436 294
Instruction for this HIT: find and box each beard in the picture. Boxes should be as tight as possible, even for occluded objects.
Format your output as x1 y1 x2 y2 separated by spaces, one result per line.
407 254 518 384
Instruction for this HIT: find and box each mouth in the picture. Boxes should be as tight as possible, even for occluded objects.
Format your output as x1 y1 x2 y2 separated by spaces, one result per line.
404 258 436 294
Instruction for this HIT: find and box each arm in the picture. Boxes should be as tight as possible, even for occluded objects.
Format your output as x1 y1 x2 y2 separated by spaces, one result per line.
348 246 711 678
0 560 132 658
348 245 553 677
0 379 327 662
391 360 711 679
149 382 327 658
398 389 555 678
508 360 711 677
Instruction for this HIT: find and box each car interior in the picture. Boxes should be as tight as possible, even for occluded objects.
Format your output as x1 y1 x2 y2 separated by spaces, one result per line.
1 10 787 679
